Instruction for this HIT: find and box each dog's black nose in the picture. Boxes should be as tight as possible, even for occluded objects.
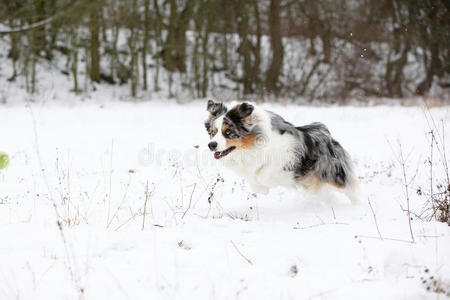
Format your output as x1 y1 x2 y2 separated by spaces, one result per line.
208 141 218 151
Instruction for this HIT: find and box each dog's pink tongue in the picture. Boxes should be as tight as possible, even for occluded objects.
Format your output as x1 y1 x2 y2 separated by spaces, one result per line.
214 152 221 159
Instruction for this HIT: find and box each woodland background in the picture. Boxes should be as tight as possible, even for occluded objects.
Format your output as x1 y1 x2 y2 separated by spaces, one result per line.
0 0 449 102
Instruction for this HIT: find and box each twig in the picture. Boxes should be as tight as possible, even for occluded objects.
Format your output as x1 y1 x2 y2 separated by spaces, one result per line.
0 1 80 34
399 206 423 220
182 183 196 219
141 181 155 230
357 234 413 244
106 139 114 227
429 129 434 213
422 103 449 184
142 181 150 231
208 174 222 204
441 120 449 184
114 213 138 232
106 173 132 229
388 140 416 243
195 151 208 189
293 221 349 230
230 240 253 265
254 194 260 221
368 198 383 240
398 143 415 243
331 207 336 220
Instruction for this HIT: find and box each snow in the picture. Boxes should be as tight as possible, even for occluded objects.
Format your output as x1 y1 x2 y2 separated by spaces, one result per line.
1 100 449 299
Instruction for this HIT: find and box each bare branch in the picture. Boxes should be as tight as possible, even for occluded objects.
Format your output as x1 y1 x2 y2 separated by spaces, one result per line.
357 235 413 244
142 181 155 230
182 183 196 219
397 144 415 243
230 241 253 265
368 198 383 240
0 1 80 35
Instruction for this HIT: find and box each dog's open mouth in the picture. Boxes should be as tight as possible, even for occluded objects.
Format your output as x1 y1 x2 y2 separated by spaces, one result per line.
214 146 236 159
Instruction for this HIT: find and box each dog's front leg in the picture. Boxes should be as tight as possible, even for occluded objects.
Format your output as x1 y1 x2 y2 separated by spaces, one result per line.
248 179 269 195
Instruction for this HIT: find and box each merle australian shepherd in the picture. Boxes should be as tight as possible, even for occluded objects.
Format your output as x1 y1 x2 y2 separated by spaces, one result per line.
204 100 360 203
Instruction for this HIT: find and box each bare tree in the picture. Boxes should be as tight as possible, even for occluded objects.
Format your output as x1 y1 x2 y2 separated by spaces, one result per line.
266 0 283 95
89 0 101 83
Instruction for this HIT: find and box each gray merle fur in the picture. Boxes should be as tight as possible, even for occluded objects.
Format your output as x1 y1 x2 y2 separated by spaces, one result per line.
269 111 354 188
223 103 254 135
204 100 227 134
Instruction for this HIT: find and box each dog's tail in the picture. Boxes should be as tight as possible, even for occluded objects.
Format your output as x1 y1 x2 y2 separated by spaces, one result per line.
329 139 360 204
343 169 360 204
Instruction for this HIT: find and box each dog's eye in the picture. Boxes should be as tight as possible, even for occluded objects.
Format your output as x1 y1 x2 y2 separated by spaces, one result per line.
225 129 231 135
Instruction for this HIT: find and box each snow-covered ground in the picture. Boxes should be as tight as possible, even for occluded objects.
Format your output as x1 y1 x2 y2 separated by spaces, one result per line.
1 100 449 300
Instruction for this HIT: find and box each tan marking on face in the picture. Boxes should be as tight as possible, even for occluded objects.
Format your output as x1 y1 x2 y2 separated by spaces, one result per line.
221 124 228 133
225 133 256 150
209 126 218 139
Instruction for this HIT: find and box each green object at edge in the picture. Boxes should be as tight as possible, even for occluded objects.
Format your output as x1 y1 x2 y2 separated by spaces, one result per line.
0 152 9 169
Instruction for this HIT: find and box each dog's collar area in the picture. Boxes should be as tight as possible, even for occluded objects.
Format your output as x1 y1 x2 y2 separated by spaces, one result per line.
214 146 236 159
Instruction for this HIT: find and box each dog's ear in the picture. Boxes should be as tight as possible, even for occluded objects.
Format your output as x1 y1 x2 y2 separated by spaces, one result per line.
206 100 227 116
236 102 254 118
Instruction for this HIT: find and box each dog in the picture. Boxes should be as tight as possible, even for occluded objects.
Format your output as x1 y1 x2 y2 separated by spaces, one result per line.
204 100 360 203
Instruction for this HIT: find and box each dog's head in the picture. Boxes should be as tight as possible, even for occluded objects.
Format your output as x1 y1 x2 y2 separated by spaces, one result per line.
205 100 257 159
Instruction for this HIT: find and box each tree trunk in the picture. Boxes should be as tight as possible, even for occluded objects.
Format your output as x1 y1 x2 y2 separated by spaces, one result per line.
7 19 19 82
129 0 138 97
385 0 407 97
233 0 253 95
163 0 194 73
142 0 150 91
89 0 101 83
34 0 47 57
201 0 214 97
153 0 163 91
416 4 443 96
46 0 59 60
266 0 283 95
251 0 262 95
70 26 80 94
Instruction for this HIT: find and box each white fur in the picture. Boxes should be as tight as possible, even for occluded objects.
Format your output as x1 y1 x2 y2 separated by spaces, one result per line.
211 115 227 152
211 104 299 195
